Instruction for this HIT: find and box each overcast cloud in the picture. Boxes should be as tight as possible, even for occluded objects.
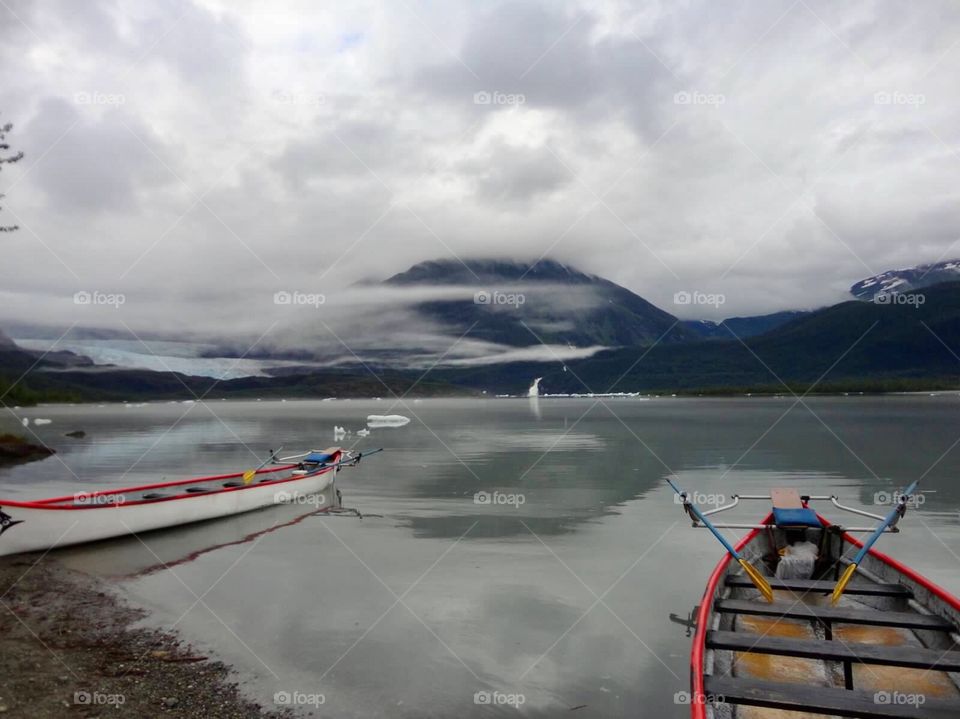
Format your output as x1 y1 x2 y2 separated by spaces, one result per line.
1 0 960 358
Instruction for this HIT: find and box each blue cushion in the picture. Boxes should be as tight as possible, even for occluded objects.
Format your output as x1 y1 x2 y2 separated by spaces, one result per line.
773 507 821 528
304 452 333 464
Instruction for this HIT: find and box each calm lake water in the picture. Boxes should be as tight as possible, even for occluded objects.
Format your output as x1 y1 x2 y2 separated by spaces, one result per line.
4 396 960 718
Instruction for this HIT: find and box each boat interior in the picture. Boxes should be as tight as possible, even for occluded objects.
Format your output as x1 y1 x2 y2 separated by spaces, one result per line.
699 489 960 719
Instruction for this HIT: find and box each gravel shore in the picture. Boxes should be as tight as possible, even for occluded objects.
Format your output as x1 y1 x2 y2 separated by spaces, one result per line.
0 554 292 718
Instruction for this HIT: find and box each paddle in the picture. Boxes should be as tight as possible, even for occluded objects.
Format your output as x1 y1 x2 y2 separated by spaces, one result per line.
667 478 774 603
243 447 281 485
831 480 919 605
341 447 383 466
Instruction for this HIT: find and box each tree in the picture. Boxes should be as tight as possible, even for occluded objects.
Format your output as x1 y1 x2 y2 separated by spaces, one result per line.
0 118 23 232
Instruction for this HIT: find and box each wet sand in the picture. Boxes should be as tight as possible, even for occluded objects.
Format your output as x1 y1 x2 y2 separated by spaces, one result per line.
0 554 291 718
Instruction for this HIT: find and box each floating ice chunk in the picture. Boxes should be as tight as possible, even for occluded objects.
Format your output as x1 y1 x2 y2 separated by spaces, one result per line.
356 428 371 437
528 377 543 397
34 418 52 425
21 417 29 427
367 414 410 428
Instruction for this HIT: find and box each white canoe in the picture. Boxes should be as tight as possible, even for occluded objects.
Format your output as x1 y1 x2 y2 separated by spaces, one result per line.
0 448 345 557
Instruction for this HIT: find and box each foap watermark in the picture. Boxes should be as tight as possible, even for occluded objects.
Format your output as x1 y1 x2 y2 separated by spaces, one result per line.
474 290 525 307
74 691 125 707
674 90 725 108
674 691 725 706
74 290 125 309
674 290 725 308
874 91 925 108
674 491 726 508
274 690 326 707
873 490 926 508
473 690 526 707
473 91 526 107
874 691 925 707
74 491 126 506
474 490 525 508
275 491 327 508
274 290 325 308
75 91 126 106
272 90 325 106
873 292 925 308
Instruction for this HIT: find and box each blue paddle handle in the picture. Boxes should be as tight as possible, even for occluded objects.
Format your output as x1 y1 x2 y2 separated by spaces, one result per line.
687 502 741 559
853 480 919 565
667 478 741 559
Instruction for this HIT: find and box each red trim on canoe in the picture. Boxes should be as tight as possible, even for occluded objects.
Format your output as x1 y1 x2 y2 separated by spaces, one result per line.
0 451 341 510
818 513 960 613
690 512 772 719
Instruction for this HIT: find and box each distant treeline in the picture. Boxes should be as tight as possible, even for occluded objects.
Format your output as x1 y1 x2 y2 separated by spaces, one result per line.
0 376 86 406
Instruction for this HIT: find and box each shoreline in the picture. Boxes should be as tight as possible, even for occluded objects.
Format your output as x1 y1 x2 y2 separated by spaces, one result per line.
8 387 960 410
0 555 290 718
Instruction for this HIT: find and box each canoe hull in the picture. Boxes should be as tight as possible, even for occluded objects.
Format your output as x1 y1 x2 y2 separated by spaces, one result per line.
0 469 337 557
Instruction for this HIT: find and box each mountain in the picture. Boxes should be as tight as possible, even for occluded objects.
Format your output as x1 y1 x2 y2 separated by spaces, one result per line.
682 311 811 340
5 281 960 400
384 258 698 347
850 259 960 300
6 259 960 401
493 282 960 394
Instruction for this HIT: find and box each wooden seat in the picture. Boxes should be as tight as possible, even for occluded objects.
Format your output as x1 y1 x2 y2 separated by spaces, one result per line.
704 675 960 719
715 599 955 631
771 488 804 508
725 576 912 598
708 630 960 672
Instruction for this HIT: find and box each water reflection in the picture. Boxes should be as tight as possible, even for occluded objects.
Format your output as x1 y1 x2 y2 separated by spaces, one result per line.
6 396 960 718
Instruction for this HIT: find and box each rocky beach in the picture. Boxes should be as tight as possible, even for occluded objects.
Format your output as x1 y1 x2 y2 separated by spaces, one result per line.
0 555 289 718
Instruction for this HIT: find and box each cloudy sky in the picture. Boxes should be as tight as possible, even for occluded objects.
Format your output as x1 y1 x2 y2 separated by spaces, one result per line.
1 0 959 356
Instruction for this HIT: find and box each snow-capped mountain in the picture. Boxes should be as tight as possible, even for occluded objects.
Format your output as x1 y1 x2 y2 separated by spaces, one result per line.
850 259 960 300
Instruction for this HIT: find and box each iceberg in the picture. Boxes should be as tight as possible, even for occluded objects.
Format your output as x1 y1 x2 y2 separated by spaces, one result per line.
367 414 411 428
528 377 543 397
